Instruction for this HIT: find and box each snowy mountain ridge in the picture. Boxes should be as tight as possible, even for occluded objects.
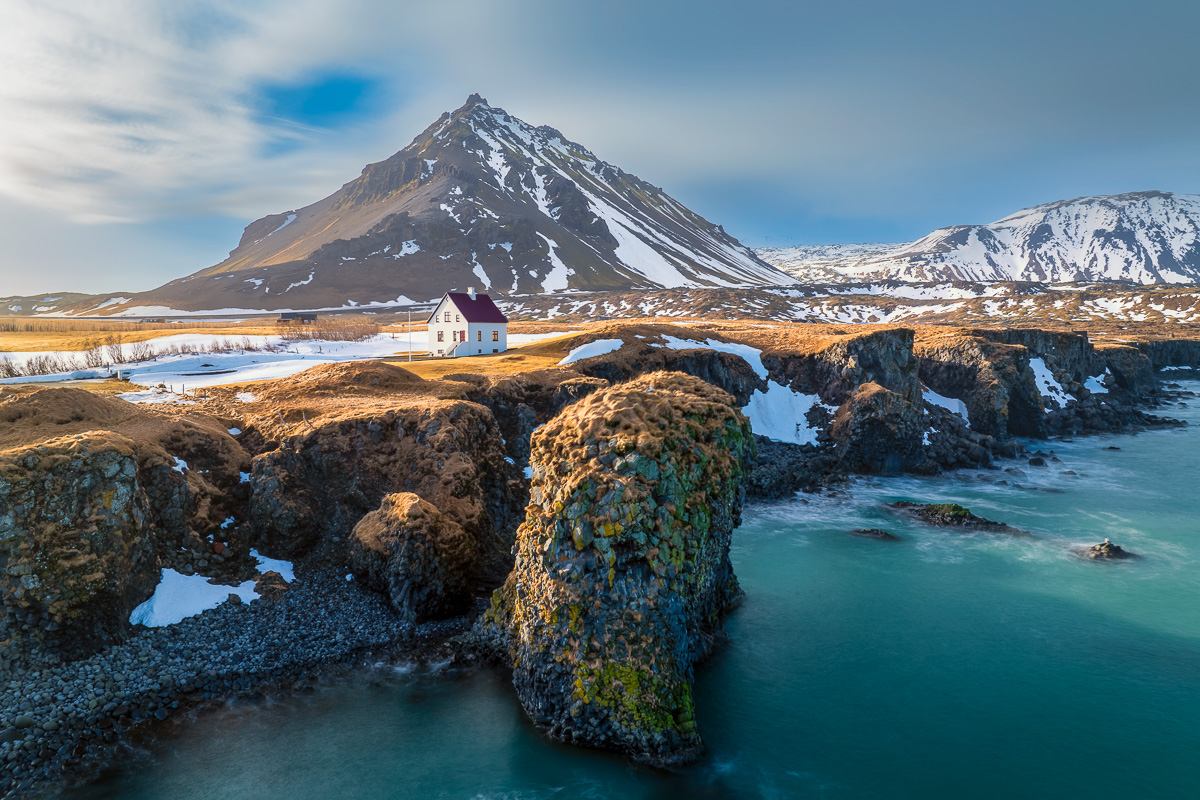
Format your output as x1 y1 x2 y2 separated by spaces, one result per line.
759 192 1200 286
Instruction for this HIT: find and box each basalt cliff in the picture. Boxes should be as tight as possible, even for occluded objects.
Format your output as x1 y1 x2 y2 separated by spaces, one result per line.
477 372 754 765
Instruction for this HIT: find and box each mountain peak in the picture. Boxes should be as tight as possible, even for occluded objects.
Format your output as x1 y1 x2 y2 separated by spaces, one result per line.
116 96 792 312
463 93 490 109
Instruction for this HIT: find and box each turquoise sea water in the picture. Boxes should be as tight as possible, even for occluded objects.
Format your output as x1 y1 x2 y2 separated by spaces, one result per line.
69 384 1200 799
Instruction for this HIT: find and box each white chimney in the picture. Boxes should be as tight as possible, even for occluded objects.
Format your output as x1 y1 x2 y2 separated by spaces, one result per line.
467 286 476 300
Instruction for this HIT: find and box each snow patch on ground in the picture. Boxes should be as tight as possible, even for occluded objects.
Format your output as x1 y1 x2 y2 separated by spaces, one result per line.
741 381 827 445
922 386 970 426
1029 357 1071 410
129 570 259 627
650 336 768 380
117 388 192 405
1084 369 1111 394
251 549 295 582
559 338 624 364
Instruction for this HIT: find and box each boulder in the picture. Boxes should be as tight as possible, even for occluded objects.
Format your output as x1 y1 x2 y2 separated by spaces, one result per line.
477 371 754 766
253 570 291 601
349 493 476 621
248 399 516 581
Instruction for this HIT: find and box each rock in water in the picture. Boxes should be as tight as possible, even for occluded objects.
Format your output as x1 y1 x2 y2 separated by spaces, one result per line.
1077 539 1138 560
850 528 901 541
478 371 755 766
886 501 1021 533
349 493 476 622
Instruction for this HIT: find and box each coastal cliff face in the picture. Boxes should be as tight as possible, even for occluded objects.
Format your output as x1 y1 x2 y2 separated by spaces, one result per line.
0 434 157 657
766 327 922 406
915 331 1041 437
478 372 754 766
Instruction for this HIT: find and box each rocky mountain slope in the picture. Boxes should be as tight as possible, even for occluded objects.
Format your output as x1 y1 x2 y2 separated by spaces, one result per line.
81 95 789 315
759 192 1200 285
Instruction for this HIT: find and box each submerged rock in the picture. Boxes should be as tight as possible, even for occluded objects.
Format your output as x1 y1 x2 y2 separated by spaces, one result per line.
478 371 754 766
849 528 901 541
1076 539 1138 560
349 492 475 621
886 501 1021 533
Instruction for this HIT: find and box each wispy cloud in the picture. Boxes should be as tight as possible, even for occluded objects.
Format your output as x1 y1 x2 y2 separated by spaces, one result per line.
0 0 472 222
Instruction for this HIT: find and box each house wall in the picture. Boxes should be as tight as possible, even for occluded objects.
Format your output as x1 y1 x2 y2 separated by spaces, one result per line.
426 297 507 357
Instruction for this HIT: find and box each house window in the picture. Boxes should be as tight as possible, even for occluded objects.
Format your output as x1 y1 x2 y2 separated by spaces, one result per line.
456 314 460 322
452 331 457 341
492 330 499 341
443 311 450 323
437 331 444 342
492 348 498 353
477 331 482 341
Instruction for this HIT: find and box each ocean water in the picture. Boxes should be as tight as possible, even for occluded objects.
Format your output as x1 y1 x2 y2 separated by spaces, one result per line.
67 384 1200 799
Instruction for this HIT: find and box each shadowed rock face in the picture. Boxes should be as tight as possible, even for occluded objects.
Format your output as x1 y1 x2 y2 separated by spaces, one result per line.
349 492 476 622
831 382 930 475
478 371 754 767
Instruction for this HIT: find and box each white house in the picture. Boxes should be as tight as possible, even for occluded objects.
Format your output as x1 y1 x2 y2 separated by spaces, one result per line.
426 287 509 357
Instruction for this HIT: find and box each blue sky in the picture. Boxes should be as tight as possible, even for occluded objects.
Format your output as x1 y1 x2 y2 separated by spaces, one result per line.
0 0 1197 294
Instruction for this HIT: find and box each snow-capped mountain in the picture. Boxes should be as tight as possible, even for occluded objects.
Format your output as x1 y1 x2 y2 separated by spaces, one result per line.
755 243 903 283
827 192 1200 285
111 94 791 313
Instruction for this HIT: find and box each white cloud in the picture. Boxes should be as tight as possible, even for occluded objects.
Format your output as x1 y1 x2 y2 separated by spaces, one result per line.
0 0 492 222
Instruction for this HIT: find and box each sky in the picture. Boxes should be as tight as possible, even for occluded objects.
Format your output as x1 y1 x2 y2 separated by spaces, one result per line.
1 0 1198 295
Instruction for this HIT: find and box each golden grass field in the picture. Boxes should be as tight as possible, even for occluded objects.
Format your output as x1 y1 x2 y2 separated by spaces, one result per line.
386 332 579 379
0 319 287 353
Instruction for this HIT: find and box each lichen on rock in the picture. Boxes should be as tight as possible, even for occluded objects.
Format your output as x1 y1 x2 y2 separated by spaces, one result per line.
478 370 754 766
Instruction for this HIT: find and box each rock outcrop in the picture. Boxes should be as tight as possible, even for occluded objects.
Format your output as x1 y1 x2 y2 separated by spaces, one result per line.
349 492 476 621
247 397 518 581
0 389 251 658
887 501 1021 533
831 382 930 474
1076 539 1138 560
0 434 158 657
478 371 754 766
915 330 1043 438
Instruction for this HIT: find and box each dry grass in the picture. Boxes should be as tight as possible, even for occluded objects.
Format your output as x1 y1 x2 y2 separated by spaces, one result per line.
0 318 282 353
278 316 382 342
386 332 579 379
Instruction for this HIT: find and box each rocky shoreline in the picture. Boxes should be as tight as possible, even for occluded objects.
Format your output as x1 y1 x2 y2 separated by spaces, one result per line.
0 567 490 798
1 322 1196 796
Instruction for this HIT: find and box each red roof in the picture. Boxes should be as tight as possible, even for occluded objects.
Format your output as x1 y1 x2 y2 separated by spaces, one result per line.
427 292 508 324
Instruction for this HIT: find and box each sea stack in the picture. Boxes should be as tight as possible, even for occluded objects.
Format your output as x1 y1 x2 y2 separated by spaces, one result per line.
478 371 754 766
